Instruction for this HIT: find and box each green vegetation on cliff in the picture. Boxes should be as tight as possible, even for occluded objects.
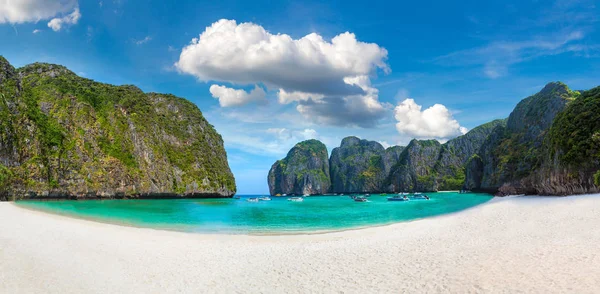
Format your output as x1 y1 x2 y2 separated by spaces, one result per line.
548 86 600 165
268 139 331 195
0 57 235 199
465 82 600 195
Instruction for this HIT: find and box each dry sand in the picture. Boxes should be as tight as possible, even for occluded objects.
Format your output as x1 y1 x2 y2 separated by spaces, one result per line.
1 195 600 293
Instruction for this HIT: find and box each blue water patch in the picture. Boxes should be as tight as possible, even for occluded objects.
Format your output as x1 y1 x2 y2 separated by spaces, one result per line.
16 192 492 234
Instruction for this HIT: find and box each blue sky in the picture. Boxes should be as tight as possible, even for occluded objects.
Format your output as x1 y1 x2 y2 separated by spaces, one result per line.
1 0 599 194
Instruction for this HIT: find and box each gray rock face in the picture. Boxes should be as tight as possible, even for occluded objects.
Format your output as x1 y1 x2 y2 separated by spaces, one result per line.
387 140 442 192
268 140 330 195
329 137 397 193
386 120 505 192
465 82 574 194
270 119 502 194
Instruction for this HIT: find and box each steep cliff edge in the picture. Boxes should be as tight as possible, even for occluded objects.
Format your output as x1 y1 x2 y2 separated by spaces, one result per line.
387 139 442 192
465 82 592 195
530 85 600 195
387 119 504 192
329 137 402 193
268 140 330 195
0 57 235 200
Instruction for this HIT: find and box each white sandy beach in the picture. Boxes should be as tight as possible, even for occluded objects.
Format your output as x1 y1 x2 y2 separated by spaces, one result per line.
1 195 600 293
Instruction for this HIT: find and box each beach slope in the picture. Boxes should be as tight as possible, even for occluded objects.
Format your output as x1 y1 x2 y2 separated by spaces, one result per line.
1 195 600 293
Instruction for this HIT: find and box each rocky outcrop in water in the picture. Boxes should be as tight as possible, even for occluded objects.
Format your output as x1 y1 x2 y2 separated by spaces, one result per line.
386 119 505 192
0 56 236 200
465 82 600 195
329 137 403 193
387 139 442 192
268 140 331 195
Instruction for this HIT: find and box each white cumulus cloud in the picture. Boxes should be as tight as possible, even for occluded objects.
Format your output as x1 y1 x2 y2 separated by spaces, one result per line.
209 84 266 107
176 19 390 126
277 89 324 104
176 19 389 95
0 0 77 24
394 99 467 141
47 6 80 31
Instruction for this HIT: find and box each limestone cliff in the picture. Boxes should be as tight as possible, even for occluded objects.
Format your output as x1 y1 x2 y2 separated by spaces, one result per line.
0 57 236 200
267 140 330 195
465 82 577 195
329 137 402 193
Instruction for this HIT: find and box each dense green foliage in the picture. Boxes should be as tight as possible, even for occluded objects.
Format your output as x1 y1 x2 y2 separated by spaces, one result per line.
491 82 574 181
548 86 600 165
268 139 330 195
0 163 10 188
0 58 235 198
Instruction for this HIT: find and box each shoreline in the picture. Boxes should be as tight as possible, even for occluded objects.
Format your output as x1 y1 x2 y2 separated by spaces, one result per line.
13 193 495 236
2 194 600 292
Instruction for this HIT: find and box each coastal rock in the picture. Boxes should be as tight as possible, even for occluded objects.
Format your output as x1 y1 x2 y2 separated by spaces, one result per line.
530 85 600 195
465 82 575 194
387 140 442 192
268 139 331 195
0 57 236 200
387 120 503 192
329 137 397 193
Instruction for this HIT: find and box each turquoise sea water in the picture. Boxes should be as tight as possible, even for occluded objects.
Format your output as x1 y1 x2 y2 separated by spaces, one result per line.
16 192 492 234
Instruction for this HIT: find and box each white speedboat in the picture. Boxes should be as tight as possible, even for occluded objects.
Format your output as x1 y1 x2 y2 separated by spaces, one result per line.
412 193 430 200
247 197 259 202
259 196 271 201
354 196 368 202
288 197 304 202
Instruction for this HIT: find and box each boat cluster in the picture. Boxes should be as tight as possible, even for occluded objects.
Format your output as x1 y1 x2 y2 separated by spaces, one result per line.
347 192 430 202
242 192 430 203
246 196 272 202
386 192 429 202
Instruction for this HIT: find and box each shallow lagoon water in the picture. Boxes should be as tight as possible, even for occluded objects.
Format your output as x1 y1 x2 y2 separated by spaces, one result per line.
17 192 492 234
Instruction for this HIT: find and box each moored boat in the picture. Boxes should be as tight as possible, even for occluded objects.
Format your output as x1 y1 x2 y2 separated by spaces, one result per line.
387 195 410 202
288 197 304 202
354 196 368 202
412 193 430 200
259 196 271 201
247 197 259 202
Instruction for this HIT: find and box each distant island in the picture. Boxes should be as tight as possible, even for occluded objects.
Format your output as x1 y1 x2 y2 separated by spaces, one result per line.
269 82 600 196
0 57 235 200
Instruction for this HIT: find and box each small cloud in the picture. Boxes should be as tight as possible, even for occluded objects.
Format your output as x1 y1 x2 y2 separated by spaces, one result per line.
86 26 93 41
168 45 177 52
32 29 42 34
394 98 467 142
209 84 267 107
47 7 81 32
379 141 392 149
483 61 507 79
99 1 103 7
135 36 152 45
78 71 86 76
266 128 320 143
